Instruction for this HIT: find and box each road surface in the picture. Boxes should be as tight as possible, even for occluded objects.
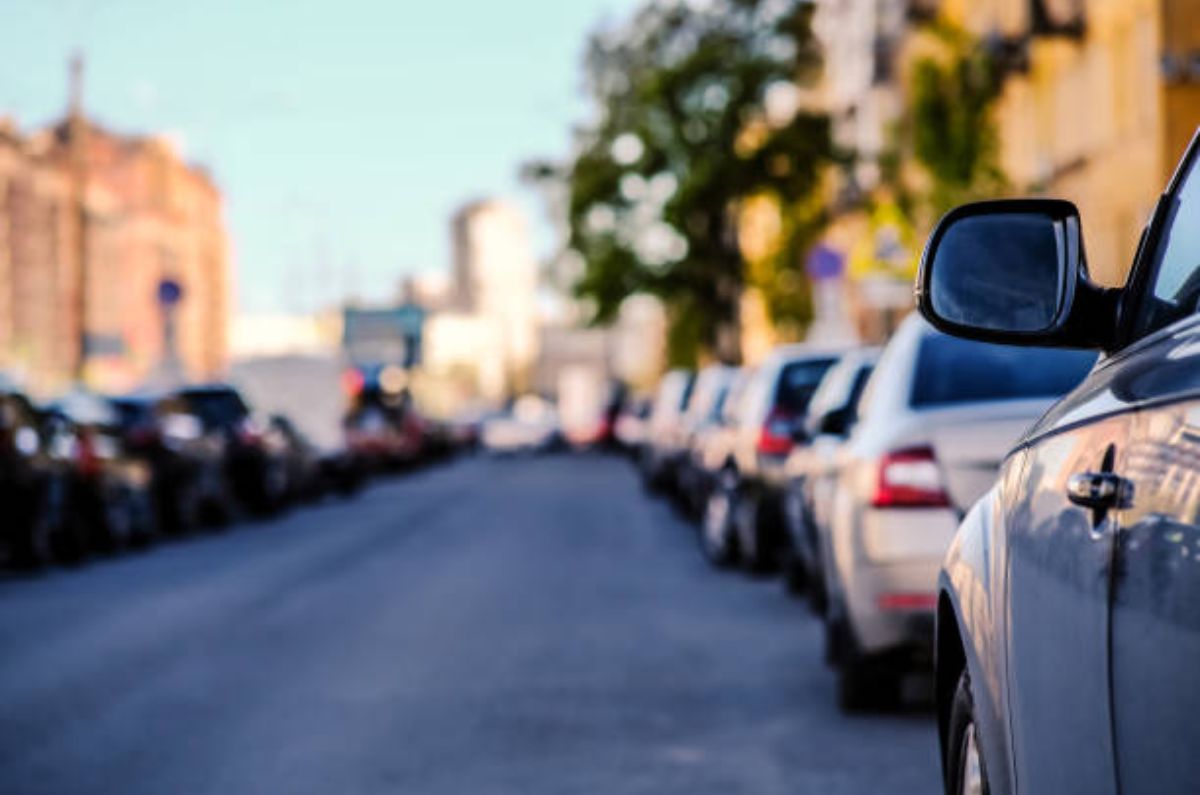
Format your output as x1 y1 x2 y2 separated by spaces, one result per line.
0 454 938 794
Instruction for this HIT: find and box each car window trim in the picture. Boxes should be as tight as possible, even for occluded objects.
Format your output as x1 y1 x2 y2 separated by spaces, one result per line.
1118 127 1200 347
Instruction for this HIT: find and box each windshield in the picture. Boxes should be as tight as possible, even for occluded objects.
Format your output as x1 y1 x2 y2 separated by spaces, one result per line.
180 389 249 430
911 334 1097 408
775 358 838 414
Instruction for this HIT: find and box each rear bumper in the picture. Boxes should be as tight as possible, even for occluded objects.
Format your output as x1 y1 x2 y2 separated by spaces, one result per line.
840 507 958 661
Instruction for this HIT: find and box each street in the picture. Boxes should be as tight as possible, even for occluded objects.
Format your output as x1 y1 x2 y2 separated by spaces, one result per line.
0 454 937 794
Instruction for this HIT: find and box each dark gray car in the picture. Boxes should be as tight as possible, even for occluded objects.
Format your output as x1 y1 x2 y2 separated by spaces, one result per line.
922 130 1200 794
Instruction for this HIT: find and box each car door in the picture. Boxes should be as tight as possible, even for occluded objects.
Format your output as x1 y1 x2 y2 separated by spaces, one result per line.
1003 384 1130 795
1105 133 1200 794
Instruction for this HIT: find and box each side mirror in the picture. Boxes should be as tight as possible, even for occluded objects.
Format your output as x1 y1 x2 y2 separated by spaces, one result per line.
818 406 851 438
916 199 1115 348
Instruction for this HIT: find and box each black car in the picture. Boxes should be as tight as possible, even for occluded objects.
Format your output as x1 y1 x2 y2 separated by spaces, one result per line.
110 394 231 531
0 388 66 566
175 385 288 516
267 414 327 502
922 131 1200 794
49 393 159 554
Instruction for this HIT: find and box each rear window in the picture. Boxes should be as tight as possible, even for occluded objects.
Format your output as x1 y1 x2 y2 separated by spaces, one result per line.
180 389 249 429
775 358 837 414
911 335 1096 408
111 400 153 430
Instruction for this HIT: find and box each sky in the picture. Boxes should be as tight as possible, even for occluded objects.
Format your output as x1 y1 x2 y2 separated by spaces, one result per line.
0 0 640 316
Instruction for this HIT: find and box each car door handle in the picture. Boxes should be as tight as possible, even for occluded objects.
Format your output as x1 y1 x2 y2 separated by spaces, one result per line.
1067 471 1133 511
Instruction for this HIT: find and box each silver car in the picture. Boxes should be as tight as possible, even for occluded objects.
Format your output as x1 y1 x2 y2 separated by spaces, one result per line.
638 369 695 491
820 315 1095 710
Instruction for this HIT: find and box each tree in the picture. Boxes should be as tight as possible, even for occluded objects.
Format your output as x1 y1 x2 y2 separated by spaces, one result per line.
905 22 1007 222
540 0 833 365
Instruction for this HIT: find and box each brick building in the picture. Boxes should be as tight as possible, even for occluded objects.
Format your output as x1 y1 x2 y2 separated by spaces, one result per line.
0 112 230 396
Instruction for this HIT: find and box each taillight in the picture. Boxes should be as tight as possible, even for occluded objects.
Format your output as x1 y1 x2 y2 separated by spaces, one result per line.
76 430 102 478
128 426 160 447
877 593 938 611
871 446 950 508
342 368 366 397
237 417 264 447
757 409 795 456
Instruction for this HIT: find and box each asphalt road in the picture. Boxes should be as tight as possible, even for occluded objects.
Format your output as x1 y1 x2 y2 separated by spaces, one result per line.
0 454 938 794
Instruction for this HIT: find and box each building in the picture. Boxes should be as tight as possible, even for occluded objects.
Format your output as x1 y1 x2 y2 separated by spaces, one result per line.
449 199 539 395
0 68 230 396
0 120 75 393
939 0 1200 286
791 0 1200 346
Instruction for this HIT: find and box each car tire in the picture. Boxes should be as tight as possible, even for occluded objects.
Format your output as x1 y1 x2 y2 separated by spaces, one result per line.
780 543 808 596
944 671 990 795
838 659 897 712
737 492 776 573
701 472 739 567
827 612 899 712
13 504 54 569
808 572 829 617
100 487 136 551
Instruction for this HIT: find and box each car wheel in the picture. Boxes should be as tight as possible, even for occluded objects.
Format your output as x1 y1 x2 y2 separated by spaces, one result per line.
944 671 990 795
808 571 829 617
737 492 775 573
14 506 54 569
173 479 203 533
101 488 136 551
780 494 808 595
827 612 898 712
130 487 159 547
780 543 807 596
837 656 899 713
701 473 739 567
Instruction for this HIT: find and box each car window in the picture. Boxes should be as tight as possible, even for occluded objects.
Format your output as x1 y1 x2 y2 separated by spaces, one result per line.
774 358 838 414
911 334 1096 408
1133 149 1200 338
807 358 860 422
720 373 750 425
181 389 249 429
685 370 725 424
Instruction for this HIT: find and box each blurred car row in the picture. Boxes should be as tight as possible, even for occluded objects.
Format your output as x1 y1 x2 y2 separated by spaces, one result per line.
0 379 459 572
632 313 1096 711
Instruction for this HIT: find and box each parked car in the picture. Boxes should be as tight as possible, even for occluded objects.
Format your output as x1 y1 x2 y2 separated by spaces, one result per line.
175 384 288 516
921 137 1200 794
638 369 695 491
52 392 160 552
344 387 427 470
816 316 1095 712
780 347 879 602
480 395 560 454
0 386 67 566
675 364 741 517
110 393 229 532
613 396 652 453
701 346 843 570
267 414 326 502
695 368 754 562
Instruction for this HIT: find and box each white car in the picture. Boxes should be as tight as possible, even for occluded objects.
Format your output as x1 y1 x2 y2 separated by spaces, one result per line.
481 396 560 454
819 315 1096 710
781 346 880 603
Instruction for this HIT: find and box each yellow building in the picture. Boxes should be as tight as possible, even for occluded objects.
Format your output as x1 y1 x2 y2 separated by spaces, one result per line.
944 0 1200 286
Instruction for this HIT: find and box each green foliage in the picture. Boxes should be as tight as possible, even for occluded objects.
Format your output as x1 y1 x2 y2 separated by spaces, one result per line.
907 23 1007 218
546 0 833 364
